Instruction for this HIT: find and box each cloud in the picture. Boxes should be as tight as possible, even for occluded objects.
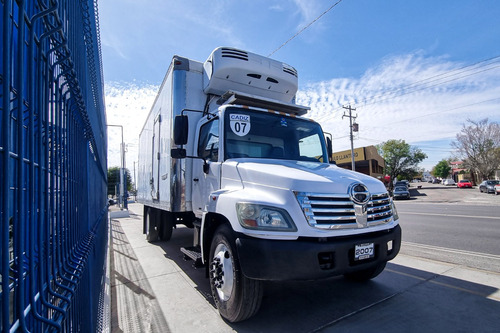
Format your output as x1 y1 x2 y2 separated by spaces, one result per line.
269 4 285 12
293 0 323 28
105 82 159 171
297 52 500 168
105 52 500 174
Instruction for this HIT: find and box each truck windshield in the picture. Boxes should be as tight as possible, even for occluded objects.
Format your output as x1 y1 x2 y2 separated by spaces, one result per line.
224 107 328 162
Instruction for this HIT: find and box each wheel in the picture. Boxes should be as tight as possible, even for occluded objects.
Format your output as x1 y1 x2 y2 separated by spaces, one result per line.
209 225 263 322
145 207 160 243
160 211 174 241
344 261 387 282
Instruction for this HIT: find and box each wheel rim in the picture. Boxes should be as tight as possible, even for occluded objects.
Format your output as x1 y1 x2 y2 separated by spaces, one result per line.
210 243 234 301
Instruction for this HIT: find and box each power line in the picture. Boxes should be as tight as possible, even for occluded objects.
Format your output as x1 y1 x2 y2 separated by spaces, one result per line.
308 54 500 124
359 56 500 105
268 0 344 57
357 63 500 110
364 97 500 129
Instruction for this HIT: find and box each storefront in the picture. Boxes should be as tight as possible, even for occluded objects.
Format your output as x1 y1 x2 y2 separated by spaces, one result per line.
332 146 385 179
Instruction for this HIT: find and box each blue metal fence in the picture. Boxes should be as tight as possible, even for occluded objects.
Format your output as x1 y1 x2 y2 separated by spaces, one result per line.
1 0 108 331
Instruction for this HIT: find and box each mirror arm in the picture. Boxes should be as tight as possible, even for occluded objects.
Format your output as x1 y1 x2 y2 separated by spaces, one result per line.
184 155 210 174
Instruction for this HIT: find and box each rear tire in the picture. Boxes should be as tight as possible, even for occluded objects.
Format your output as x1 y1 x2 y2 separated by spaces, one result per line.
145 207 160 243
209 225 263 322
344 261 387 282
160 211 174 241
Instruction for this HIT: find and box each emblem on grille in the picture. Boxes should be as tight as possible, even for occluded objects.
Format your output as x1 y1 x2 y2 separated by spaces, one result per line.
349 183 370 205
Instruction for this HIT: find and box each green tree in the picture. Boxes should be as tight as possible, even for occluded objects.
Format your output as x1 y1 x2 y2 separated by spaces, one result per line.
107 166 133 196
377 139 427 189
451 118 500 180
432 160 451 179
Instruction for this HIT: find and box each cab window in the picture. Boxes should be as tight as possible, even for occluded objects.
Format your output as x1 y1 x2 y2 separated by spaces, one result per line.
198 119 219 161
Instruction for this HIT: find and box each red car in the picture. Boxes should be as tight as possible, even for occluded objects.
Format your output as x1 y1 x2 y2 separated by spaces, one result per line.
457 179 472 188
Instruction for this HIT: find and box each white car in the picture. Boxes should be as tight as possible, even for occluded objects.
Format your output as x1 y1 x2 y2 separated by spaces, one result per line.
443 179 456 186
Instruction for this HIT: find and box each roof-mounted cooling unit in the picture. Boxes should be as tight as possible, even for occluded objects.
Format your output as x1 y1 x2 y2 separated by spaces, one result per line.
203 47 299 103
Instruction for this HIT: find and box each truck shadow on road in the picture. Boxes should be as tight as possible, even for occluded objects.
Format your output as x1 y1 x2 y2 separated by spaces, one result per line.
153 227 500 332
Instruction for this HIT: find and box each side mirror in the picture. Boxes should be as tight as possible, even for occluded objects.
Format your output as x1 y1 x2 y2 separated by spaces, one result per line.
173 115 188 145
171 148 186 159
326 136 335 164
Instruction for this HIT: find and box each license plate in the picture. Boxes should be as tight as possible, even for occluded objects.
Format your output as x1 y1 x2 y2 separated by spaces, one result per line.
355 243 374 261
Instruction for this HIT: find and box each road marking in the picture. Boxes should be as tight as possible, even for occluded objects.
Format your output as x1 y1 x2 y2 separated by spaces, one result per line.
398 211 500 220
402 241 500 260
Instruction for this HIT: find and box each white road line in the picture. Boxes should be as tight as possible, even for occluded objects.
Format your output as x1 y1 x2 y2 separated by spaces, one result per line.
402 241 500 260
398 211 500 220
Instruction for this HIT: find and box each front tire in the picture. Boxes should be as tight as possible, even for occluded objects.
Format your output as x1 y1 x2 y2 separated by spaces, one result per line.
209 225 263 323
344 261 387 282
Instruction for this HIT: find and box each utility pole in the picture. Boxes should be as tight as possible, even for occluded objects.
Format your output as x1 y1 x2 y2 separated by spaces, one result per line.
342 105 357 171
107 124 127 210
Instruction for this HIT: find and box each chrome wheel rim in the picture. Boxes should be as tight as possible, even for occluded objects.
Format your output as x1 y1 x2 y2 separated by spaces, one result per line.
210 243 234 301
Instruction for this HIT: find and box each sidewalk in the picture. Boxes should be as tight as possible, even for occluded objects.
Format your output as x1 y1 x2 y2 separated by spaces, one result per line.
108 203 231 332
108 203 500 333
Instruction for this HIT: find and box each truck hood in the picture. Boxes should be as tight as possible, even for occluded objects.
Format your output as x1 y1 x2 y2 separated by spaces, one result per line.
226 159 387 194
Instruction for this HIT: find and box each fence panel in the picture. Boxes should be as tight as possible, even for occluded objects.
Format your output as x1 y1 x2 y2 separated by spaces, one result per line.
1 0 108 331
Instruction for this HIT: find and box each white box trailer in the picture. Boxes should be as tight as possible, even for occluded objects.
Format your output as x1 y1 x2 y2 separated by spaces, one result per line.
137 47 401 322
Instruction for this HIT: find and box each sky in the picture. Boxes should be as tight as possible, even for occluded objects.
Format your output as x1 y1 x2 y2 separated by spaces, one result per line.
99 0 500 175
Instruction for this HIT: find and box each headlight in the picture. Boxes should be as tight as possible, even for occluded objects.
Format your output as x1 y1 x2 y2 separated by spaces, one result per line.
391 199 399 221
236 203 297 231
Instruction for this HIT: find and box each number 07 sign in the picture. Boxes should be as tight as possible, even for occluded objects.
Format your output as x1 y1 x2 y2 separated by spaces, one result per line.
230 114 251 137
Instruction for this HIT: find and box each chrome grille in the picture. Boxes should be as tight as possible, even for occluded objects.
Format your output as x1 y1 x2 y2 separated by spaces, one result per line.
294 192 393 229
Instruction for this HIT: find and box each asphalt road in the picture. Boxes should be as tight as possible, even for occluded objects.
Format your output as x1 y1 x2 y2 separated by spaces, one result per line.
394 182 500 273
109 185 500 332
397 202 500 255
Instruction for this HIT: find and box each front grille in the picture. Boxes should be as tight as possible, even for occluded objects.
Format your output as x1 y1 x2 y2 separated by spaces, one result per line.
294 192 393 229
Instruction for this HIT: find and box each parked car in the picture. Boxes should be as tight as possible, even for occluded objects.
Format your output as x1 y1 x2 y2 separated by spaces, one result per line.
479 180 500 193
393 186 410 200
443 179 456 186
495 184 500 195
432 178 441 184
394 180 409 188
457 179 472 188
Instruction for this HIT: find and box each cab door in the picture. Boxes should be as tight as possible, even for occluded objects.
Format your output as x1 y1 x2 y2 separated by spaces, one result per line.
192 118 221 217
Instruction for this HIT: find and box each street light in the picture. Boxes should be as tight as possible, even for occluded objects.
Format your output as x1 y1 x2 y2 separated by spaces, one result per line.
107 124 128 210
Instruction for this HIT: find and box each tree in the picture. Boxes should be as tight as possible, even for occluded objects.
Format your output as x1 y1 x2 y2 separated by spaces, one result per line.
107 166 133 196
432 159 451 179
378 139 427 189
451 118 500 180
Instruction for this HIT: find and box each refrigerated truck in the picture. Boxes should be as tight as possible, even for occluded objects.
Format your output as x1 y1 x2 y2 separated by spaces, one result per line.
137 47 401 322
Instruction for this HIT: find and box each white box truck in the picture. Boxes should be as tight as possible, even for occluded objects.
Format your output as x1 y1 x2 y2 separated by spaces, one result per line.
137 47 401 322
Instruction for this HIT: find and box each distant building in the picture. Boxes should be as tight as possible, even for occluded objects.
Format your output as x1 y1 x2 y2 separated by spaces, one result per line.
332 146 385 179
450 161 474 184
422 171 432 181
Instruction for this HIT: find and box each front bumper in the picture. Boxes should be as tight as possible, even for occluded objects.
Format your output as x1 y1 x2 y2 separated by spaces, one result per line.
236 224 401 281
